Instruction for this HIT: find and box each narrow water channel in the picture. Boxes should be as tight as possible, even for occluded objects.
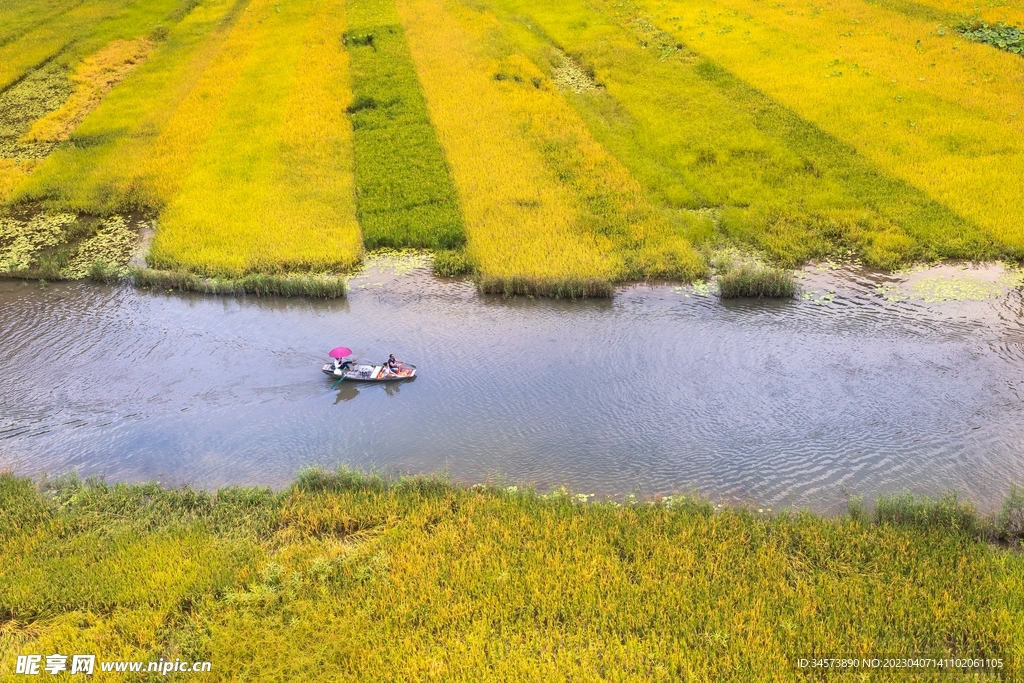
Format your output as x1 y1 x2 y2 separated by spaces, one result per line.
2 262 1023 512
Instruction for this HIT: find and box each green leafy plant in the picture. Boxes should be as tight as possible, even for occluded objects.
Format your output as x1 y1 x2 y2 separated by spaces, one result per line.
957 19 1023 55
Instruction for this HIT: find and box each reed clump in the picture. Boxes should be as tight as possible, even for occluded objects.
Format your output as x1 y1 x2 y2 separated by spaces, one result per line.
129 267 348 298
432 249 473 277
1 468 1022 681
717 262 797 299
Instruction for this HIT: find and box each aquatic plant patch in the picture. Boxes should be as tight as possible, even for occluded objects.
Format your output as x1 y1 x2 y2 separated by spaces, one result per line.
0 211 75 272
957 20 1024 55
0 211 145 278
0 60 73 161
58 214 139 278
345 0 465 251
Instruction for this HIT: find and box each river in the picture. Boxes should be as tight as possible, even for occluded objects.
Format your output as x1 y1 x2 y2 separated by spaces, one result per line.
2 259 1023 512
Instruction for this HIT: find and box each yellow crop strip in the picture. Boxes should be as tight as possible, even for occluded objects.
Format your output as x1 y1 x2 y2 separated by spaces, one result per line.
635 0 1024 254
127 0 284 214
395 0 703 293
23 37 154 144
395 0 615 291
149 0 361 275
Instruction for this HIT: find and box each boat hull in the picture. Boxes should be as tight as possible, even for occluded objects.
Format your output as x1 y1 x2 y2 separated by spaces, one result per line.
322 363 416 381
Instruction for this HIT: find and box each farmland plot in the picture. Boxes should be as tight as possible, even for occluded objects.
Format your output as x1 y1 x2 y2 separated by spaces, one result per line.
396 0 704 295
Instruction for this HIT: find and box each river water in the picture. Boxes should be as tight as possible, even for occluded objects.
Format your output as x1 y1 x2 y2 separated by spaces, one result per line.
2 260 1023 512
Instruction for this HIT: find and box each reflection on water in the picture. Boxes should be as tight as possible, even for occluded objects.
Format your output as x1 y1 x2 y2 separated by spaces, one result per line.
1 261 1023 513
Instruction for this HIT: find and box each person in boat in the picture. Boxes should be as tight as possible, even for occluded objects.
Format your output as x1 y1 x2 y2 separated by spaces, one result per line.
333 357 353 373
384 354 403 375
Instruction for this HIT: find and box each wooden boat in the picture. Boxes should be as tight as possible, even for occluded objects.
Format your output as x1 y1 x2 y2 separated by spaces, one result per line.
322 360 416 381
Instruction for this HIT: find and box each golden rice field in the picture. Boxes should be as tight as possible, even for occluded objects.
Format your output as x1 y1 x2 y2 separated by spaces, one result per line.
1 0 1023 291
1 470 1022 681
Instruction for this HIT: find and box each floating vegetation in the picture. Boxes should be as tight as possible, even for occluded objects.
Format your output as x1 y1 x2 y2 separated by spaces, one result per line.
0 212 146 279
801 289 837 304
357 248 432 276
59 215 139 278
956 20 1023 56
0 212 76 273
0 60 73 161
873 264 1024 303
689 280 718 297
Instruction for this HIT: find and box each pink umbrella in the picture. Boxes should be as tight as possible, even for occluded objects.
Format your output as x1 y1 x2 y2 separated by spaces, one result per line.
329 347 353 359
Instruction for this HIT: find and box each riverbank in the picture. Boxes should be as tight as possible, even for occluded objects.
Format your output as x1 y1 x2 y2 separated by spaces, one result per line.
1 469 1021 681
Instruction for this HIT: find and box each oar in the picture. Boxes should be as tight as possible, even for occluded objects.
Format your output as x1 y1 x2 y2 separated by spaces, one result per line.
331 375 345 390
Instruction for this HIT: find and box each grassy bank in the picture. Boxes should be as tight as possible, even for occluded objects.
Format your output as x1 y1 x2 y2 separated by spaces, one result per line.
1 468 1022 681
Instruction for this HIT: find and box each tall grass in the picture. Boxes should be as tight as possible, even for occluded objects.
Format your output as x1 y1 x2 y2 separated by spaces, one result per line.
130 267 349 297
345 0 465 250
634 0 1024 259
717 263 797 299
1 470 1022 681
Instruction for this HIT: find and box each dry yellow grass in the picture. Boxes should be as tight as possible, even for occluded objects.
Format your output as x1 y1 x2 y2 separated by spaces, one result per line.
23 37 154 144
396 0 703 293
637 0 1024 254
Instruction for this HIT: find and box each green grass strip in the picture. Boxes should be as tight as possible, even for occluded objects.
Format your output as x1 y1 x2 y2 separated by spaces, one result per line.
345 0 465 250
